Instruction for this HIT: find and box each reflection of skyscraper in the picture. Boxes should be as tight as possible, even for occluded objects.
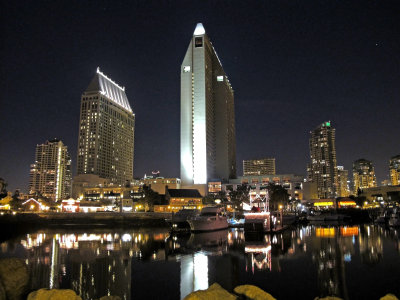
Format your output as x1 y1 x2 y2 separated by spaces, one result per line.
309 121 338 198
180 23 236 186
29 139 71 200
76 68 135 184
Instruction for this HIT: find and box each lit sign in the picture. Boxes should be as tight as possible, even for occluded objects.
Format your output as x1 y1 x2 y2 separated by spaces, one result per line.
217 76 224 81
183 66 191 73
340 227 359 236
314 201 333 207
316 227 335 238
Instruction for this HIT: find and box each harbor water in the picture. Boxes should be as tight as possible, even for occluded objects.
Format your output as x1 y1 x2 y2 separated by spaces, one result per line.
1 224 399 299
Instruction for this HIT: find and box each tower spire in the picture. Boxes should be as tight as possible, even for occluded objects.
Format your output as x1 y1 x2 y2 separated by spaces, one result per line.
193 23 205 35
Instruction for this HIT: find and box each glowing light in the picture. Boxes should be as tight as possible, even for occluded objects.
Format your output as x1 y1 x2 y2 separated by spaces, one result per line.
193 23 205 35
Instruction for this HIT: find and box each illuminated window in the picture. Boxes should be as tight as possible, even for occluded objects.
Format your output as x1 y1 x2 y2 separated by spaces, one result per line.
183 66 191 73
217 76 224 81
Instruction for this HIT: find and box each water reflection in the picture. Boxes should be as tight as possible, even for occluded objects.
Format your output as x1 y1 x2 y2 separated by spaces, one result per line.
0 225 400 300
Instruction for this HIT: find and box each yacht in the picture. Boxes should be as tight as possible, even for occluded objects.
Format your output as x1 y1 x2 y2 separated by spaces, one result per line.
388 210 400 227
165 208 199 231
187 207 228 232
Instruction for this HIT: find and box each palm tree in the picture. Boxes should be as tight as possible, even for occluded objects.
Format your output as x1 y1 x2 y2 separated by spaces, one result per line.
266 183 289 211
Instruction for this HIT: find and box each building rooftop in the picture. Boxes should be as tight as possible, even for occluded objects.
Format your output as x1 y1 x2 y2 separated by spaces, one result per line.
85 67 132 113
167 189 202 198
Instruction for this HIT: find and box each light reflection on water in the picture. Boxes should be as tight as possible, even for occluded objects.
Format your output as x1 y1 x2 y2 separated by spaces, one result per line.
0 225 399 300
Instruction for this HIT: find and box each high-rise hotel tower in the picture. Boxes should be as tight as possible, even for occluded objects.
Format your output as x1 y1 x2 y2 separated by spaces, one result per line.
77 68 135 184
180 23 236 185
309 121 338 198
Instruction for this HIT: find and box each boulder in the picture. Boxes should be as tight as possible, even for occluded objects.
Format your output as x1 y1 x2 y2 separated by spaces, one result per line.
183 283 236 300
27 289 82 300
380 295 399 300
234 285 276 300
0 258 29 300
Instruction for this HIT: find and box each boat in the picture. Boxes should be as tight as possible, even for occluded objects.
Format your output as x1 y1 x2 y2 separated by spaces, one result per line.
388 210 400 227
244 211 271 233
375 209 391 224
187 206 229 232
165 209 199 231
307 212 350 222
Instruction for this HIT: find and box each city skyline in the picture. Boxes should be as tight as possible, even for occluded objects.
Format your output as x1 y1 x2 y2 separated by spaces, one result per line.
1 1 400 192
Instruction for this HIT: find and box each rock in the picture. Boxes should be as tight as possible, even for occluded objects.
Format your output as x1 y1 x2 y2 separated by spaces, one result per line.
380 295 399 300
0 280 6 299
0 258 29 300
183 283 236 300
98 296 122 300
234 285 276 300
27 289 82 300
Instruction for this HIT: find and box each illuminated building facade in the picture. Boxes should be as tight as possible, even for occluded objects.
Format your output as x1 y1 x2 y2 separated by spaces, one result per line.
353 159 377 193
308 121 338 198
337 166 350 197
29 139 71 201
243 158 276 176
223 174 304 201
389 155 400 186
77 68 135 185
180 23 236 186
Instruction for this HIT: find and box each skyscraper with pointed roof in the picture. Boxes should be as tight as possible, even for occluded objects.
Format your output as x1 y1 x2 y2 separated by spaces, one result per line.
180 23 236 186
76 68 135 184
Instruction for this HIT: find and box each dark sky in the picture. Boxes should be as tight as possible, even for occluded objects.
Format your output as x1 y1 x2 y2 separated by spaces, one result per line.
1 1 399 192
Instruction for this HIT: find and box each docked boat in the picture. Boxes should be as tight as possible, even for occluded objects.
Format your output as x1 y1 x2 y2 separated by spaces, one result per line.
388 210 400 227
165 209 199 231
187 206 228 232
375 209 391 224
244 212 271 233
307 212 350 222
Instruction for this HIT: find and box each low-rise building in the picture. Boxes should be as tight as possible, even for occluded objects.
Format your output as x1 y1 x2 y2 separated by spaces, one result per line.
222 174 304 201
154 188 203 212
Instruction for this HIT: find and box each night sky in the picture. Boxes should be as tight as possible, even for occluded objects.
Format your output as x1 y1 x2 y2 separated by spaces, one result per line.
1 1 399 192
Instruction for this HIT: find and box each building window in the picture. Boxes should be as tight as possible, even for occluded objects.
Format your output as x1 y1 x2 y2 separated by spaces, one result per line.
195 37 203 48
183 66 191 73
217 76 224 82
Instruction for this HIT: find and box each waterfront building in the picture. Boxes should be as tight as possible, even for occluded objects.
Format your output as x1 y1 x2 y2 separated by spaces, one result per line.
353 159 377 193
243 158 276 176
222 174 304 201
76 68 135 185
308 121 338 199
359 185 400 203
180 23 236 187
29 139 71 201
337 166 350 197
154 188 203 212
389 155 400 186
142 177 181 195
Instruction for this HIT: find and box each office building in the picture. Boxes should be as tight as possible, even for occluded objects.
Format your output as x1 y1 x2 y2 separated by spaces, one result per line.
308 121 338 198
76 68 135 185
180 23 236 186
243 158 276 176
353 159 377 192
337 166 350 197
389 155 400 186
29 139 71 201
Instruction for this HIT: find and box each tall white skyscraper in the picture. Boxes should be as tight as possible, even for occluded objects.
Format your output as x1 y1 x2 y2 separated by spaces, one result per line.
76 68 135 184
180 23 236 186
